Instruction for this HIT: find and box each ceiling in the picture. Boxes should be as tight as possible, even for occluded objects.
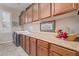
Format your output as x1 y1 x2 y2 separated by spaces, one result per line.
0 3 31 13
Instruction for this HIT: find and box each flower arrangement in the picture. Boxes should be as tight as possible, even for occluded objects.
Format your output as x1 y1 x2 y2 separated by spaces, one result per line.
56 29 68 39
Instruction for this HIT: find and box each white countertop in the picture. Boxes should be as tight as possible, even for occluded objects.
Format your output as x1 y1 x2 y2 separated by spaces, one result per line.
16 31 79 52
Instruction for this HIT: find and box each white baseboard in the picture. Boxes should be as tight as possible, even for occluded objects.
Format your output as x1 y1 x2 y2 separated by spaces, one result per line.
0 40 13 45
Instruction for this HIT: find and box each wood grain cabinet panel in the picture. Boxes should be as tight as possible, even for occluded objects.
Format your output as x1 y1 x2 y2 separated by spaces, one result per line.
37 39 49 56
54 3 78 15
22 35 26 51
37 46 48 56
50 44 76 56
27 6 33 23
37 39 48 48
30 37 37 56
78 4 79 10
49 51 61 56
21 11 25 25
39 3 51 19
22 13 25 24
32 3 39 21
25 12 28 23
23 11 28 24
52 3 55 16
25 36 30 54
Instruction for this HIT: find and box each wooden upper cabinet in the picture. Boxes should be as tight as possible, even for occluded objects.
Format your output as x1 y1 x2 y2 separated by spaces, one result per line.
39 3 51 19
33 3 39 21
78 4 79 10
52 3 54 16
24 11 28 23
54 3 78 16
23 12 26 24
27 6 33 23
21 11 25 25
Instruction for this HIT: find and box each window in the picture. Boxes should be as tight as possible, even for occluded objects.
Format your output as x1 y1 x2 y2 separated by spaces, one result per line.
0 11 12 33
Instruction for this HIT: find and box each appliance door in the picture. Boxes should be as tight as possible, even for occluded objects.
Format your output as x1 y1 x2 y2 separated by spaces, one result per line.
13 32 20 47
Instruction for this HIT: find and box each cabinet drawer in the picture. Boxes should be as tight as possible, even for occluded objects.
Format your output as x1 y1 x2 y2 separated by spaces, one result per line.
49 51 61 56
30 37 36 43
50 44 76 56
37 39 48 48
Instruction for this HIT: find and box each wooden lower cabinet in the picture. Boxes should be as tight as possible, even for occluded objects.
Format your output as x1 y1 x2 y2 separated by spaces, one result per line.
20 35 79 56
37 40 49 56
37 46 48 56
30 37 37 56
49 43 77 56
22 35 26 51
49 51 61 56
25 36 30 54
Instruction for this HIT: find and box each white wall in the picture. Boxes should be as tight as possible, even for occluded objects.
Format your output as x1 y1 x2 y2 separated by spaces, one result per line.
0 5 21 44
22 15 79 34
0 10 13 44
56 15 79 34
11 12 21 31
23 21 40 32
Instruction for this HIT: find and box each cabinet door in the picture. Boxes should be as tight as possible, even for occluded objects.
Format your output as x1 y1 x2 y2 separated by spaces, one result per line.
54 3 78 15
23 12 27 24
37 39 49 56
78 4 79 10
52 3 54 16
33 3 39 21
21 11 25 25
25 36 30 54
22 13 25 24
22 35 26 51
30 37 37 56
39 3 51 19
37 46 48 56
25 11 28 23
27 7 33 23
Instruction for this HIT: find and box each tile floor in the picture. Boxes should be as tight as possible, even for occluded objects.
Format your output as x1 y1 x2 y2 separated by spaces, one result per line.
0 42 28 56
